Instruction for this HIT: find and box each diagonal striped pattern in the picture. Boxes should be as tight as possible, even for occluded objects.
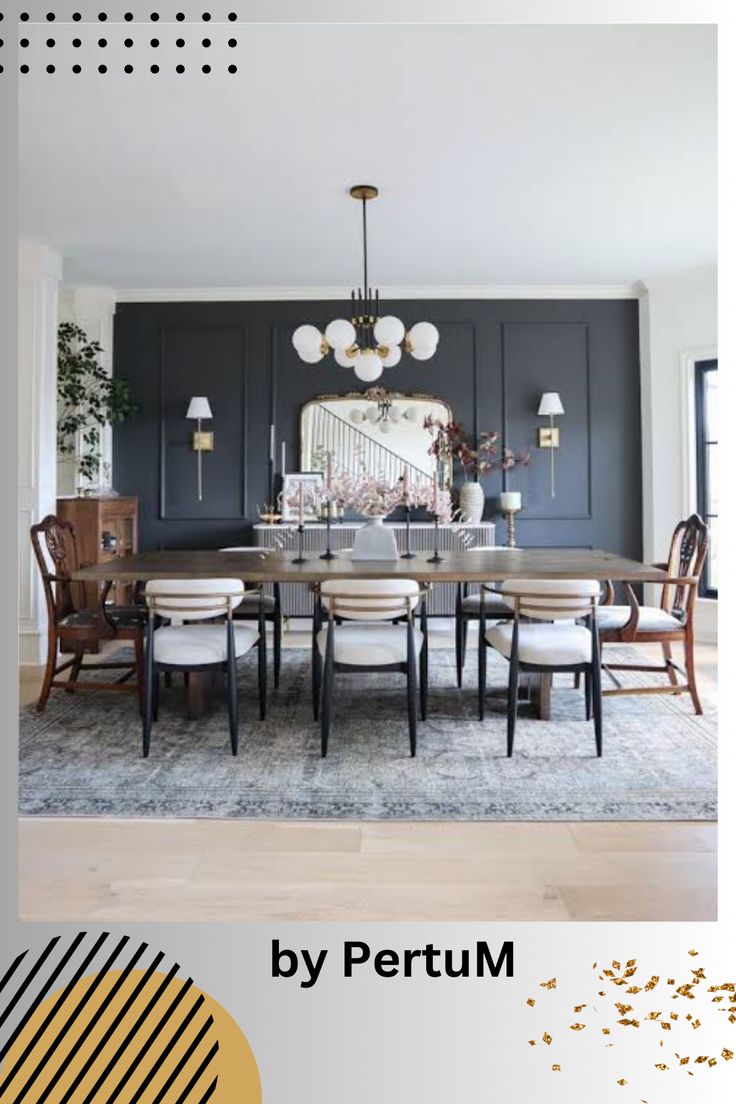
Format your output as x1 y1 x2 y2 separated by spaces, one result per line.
0 932 264 1103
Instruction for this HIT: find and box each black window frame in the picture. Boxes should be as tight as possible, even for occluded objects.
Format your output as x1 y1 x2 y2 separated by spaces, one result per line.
694 357 717 598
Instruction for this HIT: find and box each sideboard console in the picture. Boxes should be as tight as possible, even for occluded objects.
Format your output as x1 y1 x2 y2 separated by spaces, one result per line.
253 521 496 617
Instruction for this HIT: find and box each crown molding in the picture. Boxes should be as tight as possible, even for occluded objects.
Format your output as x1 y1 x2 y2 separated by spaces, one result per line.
114 283 641 304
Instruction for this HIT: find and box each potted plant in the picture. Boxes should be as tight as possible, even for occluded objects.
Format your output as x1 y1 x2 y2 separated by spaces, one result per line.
424 417 531 523
57 321 138 495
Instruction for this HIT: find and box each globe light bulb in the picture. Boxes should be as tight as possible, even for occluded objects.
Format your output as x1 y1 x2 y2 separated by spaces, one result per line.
354 349 383 382
408 321 439 349
409 343 437 362
374 315 405 347
379 420 392 434
292 324 324 361
325 318 357 350
335 346 356 368
380 345 402 368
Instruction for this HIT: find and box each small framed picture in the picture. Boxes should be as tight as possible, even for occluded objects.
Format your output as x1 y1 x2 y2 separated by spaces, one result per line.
280 472 325 522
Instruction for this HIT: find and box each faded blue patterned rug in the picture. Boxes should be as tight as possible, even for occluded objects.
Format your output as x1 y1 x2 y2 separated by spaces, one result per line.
18 647 717 821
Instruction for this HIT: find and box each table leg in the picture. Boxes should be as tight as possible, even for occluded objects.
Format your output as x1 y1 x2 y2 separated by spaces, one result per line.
186 672 215 719
528 672 552 720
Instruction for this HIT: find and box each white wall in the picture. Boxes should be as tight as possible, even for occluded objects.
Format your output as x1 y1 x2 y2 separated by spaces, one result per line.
639 264 717 641
18 242 62 665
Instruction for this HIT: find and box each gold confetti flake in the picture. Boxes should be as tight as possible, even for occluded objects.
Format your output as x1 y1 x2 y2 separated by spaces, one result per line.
644 977 660 991
603 970 615 978
691 1019 701 1029
612 978 628 987
667 978 676 985
670 1012 679 1021
729 1013 736 1023
598 991 607 997
695 1056 709 1064
593 962 597 969
602 1028 611 1035
713 995 724 1002
623 968 637 979
618 1019 640 1028
679 1057 690 1066
552 1064 561 1072
709 1058 717 1067
528 1040 536 1046
645 1012 661 1020
688 949 699 956
613 960 621 971
692 968 706 979
542 1032 552 1045
573 1004 587 1013
569 1023 585 1031
723 1048 734 1060
527 998 536 1007
540 978 557 990
661 1022 671 1031
686 1014 692 1021
626 986 642 994
655 1064 669 1071
627 959 636 968
617 1079 627 1086
615 1003 633 1015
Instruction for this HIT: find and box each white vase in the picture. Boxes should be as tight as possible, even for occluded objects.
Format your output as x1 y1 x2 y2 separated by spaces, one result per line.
459 481 485 524
351 516 399 561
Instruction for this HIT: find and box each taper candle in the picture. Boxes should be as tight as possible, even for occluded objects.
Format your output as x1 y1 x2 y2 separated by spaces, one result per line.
326 451 333 491
281 441 286 475
298 481 304 526
432 473 438 515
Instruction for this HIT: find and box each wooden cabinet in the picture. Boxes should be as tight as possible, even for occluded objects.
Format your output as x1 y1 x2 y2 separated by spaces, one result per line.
56 496 138 606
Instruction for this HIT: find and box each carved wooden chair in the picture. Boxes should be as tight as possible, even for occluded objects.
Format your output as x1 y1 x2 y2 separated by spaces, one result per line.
597 514 709 714
30 514 147 712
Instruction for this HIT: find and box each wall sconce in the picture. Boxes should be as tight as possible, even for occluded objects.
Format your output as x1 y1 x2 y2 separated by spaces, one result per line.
537 392 564 498
186 396 213 502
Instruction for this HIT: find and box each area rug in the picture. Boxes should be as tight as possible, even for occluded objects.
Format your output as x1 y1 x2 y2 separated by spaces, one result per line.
18 647 716 821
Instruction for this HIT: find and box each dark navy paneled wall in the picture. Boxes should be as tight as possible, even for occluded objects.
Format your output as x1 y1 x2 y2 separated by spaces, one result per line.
112 298 641 556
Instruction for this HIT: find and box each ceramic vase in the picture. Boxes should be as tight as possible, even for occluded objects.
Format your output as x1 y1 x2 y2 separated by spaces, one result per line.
459 481 485 523
351 516 399 561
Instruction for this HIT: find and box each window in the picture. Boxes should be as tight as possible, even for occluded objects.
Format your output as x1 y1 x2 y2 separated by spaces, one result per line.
694 358 717 597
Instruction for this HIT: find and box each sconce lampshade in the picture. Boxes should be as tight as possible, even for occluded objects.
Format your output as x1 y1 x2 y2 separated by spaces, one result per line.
537 392 564 417
186 396 213 420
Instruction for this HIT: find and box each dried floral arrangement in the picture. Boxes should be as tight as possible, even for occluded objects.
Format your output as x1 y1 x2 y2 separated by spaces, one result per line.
423 416 532 479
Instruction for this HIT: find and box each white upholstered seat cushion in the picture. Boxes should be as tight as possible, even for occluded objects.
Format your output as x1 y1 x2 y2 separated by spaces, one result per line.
597 605 683 633
461 592 513 616
317 623 424 666
486 622 592 666
152 623 258 666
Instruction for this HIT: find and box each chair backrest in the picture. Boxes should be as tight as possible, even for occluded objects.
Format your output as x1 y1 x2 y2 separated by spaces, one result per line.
320 578 420 621
661 514 709 616
500 578 599 621
30 514 82 624
145 579 245 621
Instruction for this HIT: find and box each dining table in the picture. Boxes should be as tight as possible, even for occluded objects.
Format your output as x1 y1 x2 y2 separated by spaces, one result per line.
74 547 668 720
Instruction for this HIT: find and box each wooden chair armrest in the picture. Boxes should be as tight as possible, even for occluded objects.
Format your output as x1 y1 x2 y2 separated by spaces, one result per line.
615 582 641 640
660 575 700 587
601 579 615 605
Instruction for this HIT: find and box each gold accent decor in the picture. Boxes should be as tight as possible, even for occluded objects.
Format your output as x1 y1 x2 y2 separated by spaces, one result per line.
349 184 379 201
537 426 560 448
192 431 214 452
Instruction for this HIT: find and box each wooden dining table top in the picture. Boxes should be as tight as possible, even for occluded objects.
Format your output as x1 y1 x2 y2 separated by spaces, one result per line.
73 547 668 585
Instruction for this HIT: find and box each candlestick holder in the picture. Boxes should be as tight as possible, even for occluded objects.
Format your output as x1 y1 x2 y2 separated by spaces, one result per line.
320 502 337 560
292 524 307 564
427 514 444 563
503 507 521 549
400 502 416 559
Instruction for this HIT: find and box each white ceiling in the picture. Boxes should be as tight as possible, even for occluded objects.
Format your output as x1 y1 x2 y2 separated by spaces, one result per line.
19 23 716 289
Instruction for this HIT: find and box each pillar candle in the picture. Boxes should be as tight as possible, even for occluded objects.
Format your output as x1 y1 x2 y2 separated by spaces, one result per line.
499 491 521 511
281 441 286 475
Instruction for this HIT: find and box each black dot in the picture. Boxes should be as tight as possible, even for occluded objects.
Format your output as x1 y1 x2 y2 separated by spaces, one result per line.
228 12 237 20
228 64 236 73
46 63 55 72
151 63 159 72
0 39 3 47
124 64 133 72
124 38 133 46
20 14 30 23
228 38 236 47
202 38 210 47
98 12 107 20
98 63 107 72
176 38 184 46
47 39 55 47
99 39 107 47
20 64 29 73
46 12 55 21
73 39 81 47
202 63 211 72
176 11 185 19
124 12 134 20
73 13 82 21
176 64 185 72
151 38 159 46
72 64 81 72
151 12 159 20
21 39 29 48
0 65 3 73
202 12 211 21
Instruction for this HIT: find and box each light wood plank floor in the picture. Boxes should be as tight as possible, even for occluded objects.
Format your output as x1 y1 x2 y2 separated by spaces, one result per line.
18 638 717 922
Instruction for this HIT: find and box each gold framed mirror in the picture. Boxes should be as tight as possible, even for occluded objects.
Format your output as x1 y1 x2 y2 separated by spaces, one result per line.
300 388 453 489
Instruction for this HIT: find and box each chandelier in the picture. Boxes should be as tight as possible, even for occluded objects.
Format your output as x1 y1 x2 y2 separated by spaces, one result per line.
292 185 439 382
349 387 419 434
